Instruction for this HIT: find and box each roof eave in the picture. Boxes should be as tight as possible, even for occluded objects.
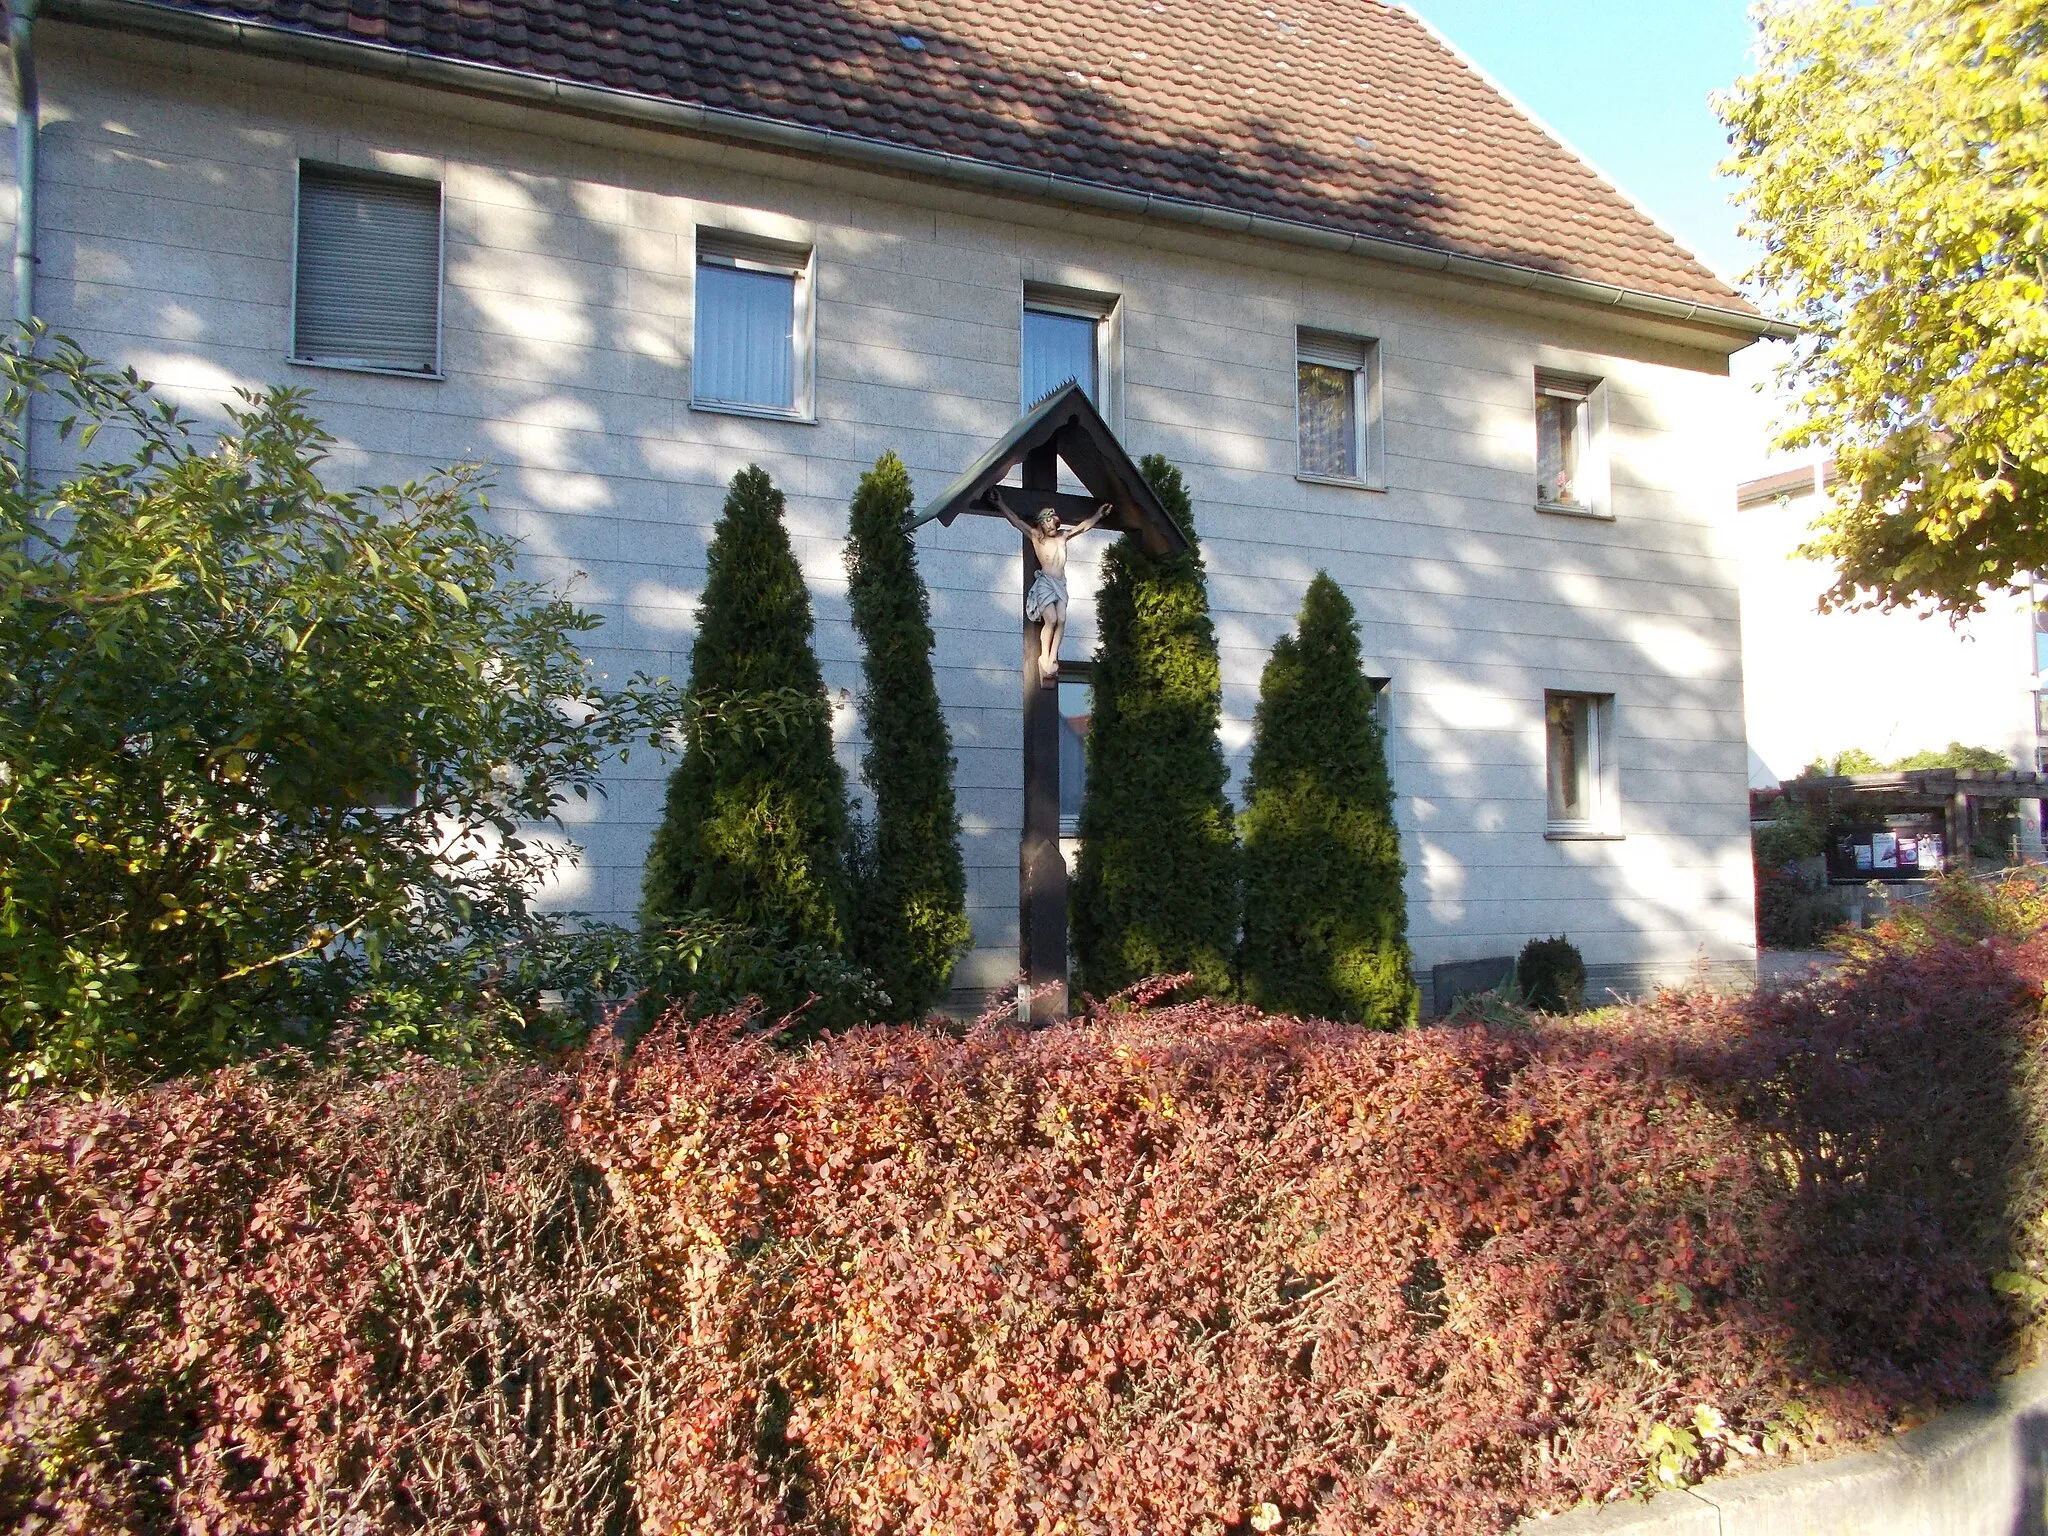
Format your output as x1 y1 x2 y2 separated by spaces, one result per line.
48 0 1800 343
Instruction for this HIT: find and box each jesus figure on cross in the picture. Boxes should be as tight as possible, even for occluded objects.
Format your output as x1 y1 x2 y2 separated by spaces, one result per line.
998 500 1111 684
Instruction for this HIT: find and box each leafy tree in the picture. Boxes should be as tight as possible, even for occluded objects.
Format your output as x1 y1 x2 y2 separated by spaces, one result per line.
1238 573 1417 1026
0 341 681 1091
843 452 970 1019
1801 742 2012 777
1721 0 2048 614
1070 455 1238 1000
1892 741 2014 774
641 465 852 1000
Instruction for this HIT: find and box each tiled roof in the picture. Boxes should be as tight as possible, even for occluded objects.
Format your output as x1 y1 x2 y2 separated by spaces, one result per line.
138 0 1754 316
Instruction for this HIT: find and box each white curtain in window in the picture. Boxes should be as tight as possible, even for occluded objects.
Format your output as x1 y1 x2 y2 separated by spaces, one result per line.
1537 393 1583 505
696 263 795 408
1546 693 1594 822
1023 309 1098 408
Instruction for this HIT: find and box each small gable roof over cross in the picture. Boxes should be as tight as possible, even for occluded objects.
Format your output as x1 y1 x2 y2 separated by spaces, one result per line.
909 381 1191 557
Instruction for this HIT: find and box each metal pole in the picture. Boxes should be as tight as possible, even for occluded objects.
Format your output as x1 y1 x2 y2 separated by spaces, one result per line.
8 0 38 478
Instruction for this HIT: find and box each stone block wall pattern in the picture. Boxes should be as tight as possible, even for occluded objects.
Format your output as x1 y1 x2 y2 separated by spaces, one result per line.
7 24 1760 993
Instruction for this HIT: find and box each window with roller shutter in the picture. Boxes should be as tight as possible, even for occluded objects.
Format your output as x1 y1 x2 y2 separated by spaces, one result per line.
292 164 443 375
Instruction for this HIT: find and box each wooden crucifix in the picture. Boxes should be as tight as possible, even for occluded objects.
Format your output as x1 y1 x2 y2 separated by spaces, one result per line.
907 382 1190 1023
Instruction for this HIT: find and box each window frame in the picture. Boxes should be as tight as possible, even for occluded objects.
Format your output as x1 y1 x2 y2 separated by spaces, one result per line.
1021 284 1121 426
690 230 817 423
1295 328 1385 489
1543 689 1622 839
1534 369 1612 520
289 160 446 380
1056 660 1094 837
1367 674 1394 750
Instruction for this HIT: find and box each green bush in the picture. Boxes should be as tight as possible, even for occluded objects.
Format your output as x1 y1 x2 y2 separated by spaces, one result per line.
640 911 888 1036
1515 935 1587 1014
1070 456 1238 1000
641 466 853 1018
0 342 679 1091
1239 573 1417 1025
843 452 970 1019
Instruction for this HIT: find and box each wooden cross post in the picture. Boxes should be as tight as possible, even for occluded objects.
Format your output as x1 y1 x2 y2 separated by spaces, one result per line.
1019 442 1067 1023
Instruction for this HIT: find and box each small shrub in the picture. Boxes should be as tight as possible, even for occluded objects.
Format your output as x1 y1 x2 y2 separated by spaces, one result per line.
1756 865 1847 949
1516 934 1587 1012
0 343 680 1091
641 911 888 1039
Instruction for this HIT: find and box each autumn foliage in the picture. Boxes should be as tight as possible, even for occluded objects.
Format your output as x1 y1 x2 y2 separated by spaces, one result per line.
7 891 2048 1534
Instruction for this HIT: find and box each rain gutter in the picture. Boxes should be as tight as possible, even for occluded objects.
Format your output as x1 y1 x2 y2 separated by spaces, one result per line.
8 0 39 474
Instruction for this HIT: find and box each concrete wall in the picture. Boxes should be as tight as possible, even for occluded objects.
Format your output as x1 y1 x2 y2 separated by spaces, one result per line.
11 23 1760 995
1739 475 2037 788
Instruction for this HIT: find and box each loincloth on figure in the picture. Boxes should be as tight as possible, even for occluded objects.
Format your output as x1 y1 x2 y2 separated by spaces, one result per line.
1025 571 1068 622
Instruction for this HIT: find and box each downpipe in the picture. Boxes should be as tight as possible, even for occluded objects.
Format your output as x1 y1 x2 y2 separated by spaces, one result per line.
8 0 36 478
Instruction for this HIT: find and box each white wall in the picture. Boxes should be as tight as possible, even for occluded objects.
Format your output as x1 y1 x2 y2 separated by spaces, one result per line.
1738 483 2036 787
12 23 1760 992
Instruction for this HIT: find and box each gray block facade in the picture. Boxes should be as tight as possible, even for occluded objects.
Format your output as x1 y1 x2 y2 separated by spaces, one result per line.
9 24 1762 997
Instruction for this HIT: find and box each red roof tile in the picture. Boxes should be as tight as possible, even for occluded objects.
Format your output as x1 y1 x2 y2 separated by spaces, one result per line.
136 0 1755 315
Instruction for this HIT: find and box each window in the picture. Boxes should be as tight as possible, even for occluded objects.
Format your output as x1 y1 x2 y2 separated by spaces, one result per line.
693 232 813 418
1368 675 1393 745
2033 584 2048 674
1544 690 1619 836
1022 287 1116 412
1058 666 1092 834
1296 329 1382 484
292 163 442 375
1535 371 1609 516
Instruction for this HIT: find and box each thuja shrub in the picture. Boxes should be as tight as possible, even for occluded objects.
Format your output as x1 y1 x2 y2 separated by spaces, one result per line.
843 451 972 1018
643 465 853 1018
0 1064 663 1535
1240 573 1417 1025
1070 455 1239 1000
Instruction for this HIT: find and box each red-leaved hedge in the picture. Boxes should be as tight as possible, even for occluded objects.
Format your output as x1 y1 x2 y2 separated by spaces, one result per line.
6 902 2047 1535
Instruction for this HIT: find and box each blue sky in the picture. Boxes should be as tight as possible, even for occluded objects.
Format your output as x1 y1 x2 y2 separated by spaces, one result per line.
1402 1 1762 285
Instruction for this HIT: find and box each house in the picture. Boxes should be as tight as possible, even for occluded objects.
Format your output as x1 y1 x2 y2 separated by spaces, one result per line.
5 0 1787 1007
1736 461 2043 790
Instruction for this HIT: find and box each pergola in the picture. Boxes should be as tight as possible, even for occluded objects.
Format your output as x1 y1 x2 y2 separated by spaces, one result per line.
1776 768 2048 869
909 381 1190 1021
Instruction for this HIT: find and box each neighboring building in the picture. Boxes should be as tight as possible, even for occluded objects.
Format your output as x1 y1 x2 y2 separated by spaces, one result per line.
7 0 1786 1002
1736 462 2040 788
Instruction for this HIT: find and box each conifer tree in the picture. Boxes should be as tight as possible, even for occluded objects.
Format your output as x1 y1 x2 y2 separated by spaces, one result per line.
1070 455 1238 999
843 452 971 1019
1239 572 1417 1026
642 465 850 952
